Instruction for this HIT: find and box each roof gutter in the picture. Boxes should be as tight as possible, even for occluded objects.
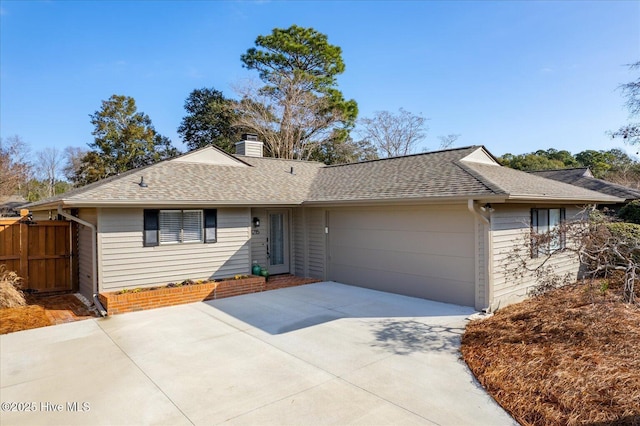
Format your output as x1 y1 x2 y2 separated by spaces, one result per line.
304 195 507 207
30 200 306 209
504 194 624 204
57 205 107 317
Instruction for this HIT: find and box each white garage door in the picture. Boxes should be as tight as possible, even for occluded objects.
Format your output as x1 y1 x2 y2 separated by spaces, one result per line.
327 206 476 307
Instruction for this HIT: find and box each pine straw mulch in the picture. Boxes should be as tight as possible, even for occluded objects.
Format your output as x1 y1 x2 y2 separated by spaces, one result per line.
0 294 96 335
461 280 640 426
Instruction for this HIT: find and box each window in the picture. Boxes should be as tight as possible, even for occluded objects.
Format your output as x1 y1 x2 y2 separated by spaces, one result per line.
160 210 194 244
203 209 217 243
143 209 216 246
531 208 566 257
143 210 159 247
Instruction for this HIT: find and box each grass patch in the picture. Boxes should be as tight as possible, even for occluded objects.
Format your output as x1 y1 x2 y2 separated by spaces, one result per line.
461 280 640 425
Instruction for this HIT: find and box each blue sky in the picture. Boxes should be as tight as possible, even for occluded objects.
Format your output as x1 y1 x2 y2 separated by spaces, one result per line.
1 0 639 159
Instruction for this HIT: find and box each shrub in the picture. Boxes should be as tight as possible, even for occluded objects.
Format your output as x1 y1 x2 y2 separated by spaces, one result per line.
617 200 640 224
606 222 640 264
606 221 640 240
0 266 26 309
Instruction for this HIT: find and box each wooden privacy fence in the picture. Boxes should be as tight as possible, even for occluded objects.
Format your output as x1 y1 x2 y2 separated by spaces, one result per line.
0 217 78 293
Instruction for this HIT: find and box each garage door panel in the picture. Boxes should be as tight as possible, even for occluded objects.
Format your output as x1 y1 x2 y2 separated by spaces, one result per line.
329 229 474 258
328 207 476 307
329 263 475 307
330 245 474 283
331 208 473 233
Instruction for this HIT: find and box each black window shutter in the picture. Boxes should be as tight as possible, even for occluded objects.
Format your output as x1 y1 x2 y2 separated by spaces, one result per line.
144 209 159 247
204 209 217 243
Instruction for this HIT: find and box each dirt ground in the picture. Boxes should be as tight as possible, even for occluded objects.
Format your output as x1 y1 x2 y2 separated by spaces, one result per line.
0 294 96 334
461 280 640 426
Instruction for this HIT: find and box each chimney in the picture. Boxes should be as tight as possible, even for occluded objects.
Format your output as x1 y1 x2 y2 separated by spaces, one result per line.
235 133 264 157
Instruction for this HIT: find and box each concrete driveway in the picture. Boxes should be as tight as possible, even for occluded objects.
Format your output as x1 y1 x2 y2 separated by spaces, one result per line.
1 282 515 425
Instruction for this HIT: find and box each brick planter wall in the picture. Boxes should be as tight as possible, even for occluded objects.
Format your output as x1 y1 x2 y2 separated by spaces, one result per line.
98 275 266 315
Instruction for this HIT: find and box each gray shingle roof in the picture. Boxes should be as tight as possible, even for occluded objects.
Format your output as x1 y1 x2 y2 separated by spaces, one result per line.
461 162 619 201
529 168 592 181
35 156 323 207
307 147 499 202
26 145 623 209
529 168 640 201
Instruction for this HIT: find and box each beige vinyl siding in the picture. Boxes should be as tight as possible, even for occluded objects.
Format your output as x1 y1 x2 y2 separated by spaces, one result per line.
490 205 584 310
98 207 251 291
31 210 54 220
78 208 97 299
306 208 326 279
250 208 268 270
292 208 306 277
326 205 476 306
171 148 245 166
474 219 488 309
460 148 498 165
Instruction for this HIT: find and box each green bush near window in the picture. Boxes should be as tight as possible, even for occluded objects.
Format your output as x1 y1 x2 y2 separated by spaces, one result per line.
617 200 640 225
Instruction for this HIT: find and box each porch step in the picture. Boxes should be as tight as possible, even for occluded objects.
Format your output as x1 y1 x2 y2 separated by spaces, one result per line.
265 274 321 291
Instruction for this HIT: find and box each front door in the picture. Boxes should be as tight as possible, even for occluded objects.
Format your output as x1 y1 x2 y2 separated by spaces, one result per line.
267 210 290 275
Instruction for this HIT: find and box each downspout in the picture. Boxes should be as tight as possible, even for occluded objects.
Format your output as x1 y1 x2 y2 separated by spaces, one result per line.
467 199 490 225
467 200 493 313
57 205 107 317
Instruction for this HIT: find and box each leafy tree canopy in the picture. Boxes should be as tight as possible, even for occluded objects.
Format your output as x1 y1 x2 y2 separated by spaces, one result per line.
241 25 345 95
575 150 615 177
73 95 179 186
24 179 71 202
499 151 570 172
536 148 580 168
178 87 243 153
237 25 358 161
308 133 378 165
618 200 640 225
499 148 639 180
575 149 636 178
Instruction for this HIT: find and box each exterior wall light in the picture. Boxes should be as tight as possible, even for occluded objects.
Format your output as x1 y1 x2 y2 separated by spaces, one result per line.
253 217 260 228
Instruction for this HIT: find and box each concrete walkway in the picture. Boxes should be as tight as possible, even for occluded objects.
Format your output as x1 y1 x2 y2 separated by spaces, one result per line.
1 282 516 425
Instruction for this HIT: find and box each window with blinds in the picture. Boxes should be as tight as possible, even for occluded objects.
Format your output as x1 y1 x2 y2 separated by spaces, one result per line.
144 209 215 246
182 210 203 243
531 208 566 258
158 210 202 244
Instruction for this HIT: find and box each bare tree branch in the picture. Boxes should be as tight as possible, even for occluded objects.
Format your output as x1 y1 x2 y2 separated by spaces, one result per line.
359 108 428 158
438 134 461 150
0 135 31 198
504 208 638 303
36 147 63 197
233 80 344 160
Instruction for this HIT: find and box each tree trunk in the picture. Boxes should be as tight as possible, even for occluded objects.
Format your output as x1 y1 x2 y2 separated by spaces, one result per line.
623 263 636 304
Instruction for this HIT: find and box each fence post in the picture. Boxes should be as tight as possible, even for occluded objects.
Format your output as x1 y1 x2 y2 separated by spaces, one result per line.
19 220 29 288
